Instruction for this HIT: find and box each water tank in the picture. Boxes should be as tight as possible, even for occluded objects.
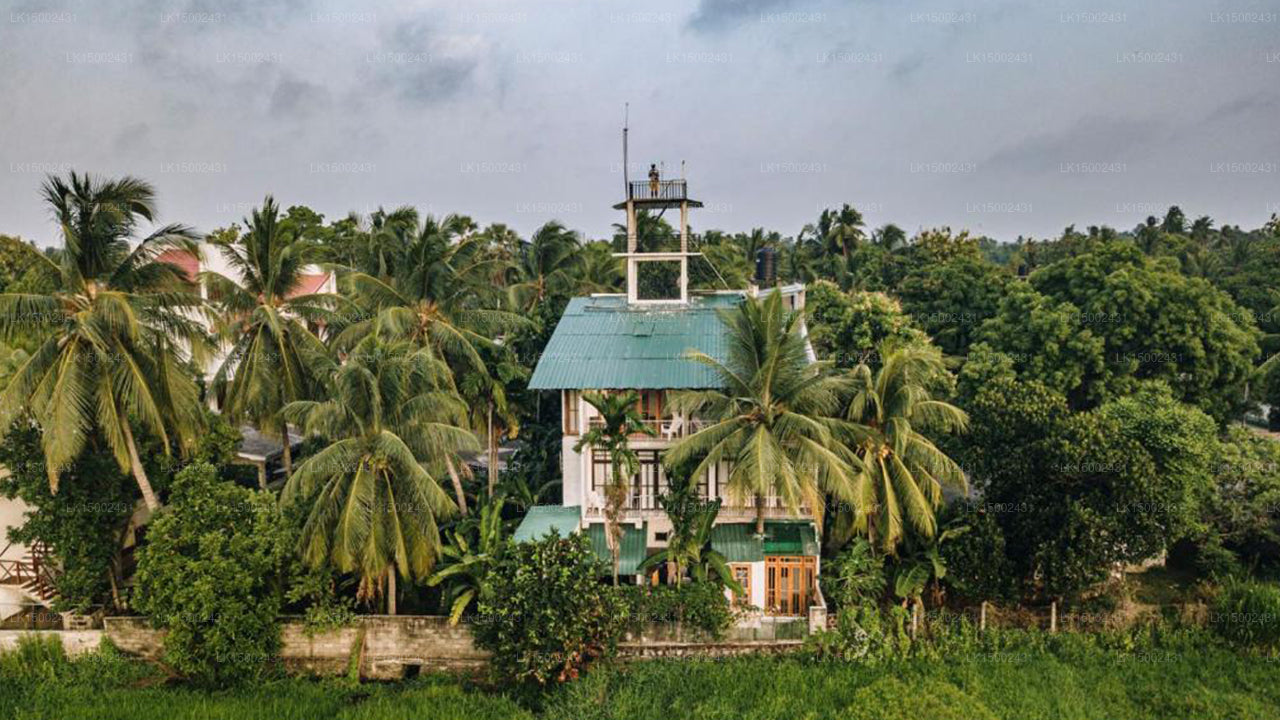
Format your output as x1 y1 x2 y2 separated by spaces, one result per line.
754 247 777 287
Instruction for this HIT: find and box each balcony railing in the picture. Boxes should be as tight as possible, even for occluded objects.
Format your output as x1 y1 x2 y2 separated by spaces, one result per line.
585 489 803 514
587 416 704 439
628 179 687 203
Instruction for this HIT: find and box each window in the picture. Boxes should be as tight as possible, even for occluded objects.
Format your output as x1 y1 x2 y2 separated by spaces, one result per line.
563 390 580 436
765 556 815 616
729 564 752 607
590 449 666 509
637 390 665 421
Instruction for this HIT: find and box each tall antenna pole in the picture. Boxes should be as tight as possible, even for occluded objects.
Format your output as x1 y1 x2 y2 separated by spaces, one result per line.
622 103 630 190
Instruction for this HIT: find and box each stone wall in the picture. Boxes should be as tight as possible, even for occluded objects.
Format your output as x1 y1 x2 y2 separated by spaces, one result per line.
104 616 489 680
99 615 803 680
0 629 104 656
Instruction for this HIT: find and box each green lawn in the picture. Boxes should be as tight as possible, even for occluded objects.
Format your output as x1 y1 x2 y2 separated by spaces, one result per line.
3 641 1278 720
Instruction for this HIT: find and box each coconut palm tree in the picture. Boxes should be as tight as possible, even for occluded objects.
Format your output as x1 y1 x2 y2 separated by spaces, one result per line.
665 291 863 535
508 221 582 312
205 196 335 481
823 204 866 263
349 206 418 279
872 223 907 251
577 240 624 294
281 337 473 613
836 341 969 555
574 391 655 585
0 172 207 511
330 214 526 512
332 213 521 372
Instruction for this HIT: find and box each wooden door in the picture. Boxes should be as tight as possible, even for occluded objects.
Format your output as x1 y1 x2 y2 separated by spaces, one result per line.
765 556 815 616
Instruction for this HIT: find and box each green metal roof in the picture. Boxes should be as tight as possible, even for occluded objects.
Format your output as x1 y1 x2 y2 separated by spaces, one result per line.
711 522 819 562
512 505 581 542
527 294 745 390
710 523 765 562
586 522 648 576
763 521 820 556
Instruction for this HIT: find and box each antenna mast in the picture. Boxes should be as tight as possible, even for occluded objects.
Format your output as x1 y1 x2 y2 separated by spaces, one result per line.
622 103 630 189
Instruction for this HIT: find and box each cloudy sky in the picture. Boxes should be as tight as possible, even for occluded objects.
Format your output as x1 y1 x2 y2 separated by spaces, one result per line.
2 0 1279 246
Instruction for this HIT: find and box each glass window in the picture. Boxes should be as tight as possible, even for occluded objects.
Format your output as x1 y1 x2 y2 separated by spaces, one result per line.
563 390 580 436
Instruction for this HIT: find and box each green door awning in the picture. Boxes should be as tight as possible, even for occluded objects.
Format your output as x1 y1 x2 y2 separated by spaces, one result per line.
710 521 819 562
586 523 648 576
513 505 581 542
762 521 819 556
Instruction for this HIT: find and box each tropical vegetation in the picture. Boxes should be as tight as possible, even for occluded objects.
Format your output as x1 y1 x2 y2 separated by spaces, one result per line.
1 171 1279 703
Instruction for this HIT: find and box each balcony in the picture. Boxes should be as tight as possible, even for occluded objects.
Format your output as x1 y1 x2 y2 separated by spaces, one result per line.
613 179 702 209
587 415 704 440
585 448 808 518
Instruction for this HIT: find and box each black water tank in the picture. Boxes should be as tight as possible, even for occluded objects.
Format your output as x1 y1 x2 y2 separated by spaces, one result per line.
755 247 777 286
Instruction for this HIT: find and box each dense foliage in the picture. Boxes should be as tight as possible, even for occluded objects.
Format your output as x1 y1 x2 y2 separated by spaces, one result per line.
958 374 1217 598
618 582 737 640
0 424 135 612
472 534 629 686
133 463 293 686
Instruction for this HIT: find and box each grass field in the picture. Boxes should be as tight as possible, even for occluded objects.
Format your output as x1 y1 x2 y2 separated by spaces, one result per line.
2 635 1278 719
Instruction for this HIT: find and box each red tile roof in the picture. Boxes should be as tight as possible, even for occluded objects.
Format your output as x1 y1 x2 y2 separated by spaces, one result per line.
157 248 329 298
157 249 199 282
286 273 331 299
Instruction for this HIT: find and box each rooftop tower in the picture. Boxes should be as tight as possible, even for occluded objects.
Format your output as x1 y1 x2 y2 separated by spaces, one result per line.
613 120 702 305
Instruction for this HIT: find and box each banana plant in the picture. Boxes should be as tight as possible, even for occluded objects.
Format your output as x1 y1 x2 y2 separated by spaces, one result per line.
893 524 969 609
639 494 743 595
428 496 507 624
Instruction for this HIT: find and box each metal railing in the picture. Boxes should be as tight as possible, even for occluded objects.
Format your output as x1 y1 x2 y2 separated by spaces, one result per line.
587 416 704 439
628 179 687 202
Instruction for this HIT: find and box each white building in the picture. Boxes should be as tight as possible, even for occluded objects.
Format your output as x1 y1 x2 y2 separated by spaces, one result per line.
515 171 823 619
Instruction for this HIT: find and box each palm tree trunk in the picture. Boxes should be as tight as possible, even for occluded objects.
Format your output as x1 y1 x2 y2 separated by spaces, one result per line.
445 456 468 514
280 420 293 479
121 420 161 511
755 494 765 535
487 400 498 498
607 466 622 586
386 566 397 616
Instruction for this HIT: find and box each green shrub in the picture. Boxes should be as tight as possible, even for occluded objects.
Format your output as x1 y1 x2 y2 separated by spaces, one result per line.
618 582 736 640
821 538 887 611
807 604 911 663
472 533 629 686
132 463 294 686
1211 579 1280 651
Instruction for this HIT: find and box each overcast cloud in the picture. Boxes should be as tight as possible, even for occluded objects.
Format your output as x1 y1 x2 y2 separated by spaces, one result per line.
2 0 1278 245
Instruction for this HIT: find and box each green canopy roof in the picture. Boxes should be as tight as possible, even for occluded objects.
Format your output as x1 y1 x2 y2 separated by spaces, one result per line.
710 523 764 563
512 505 581 542
586 523 648 576
527 293 745 390
763 521 820 556
711 521 819 562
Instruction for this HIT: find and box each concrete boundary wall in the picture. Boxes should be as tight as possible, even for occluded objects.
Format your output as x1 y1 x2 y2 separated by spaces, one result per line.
0 629 104 656
97 616 803 680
